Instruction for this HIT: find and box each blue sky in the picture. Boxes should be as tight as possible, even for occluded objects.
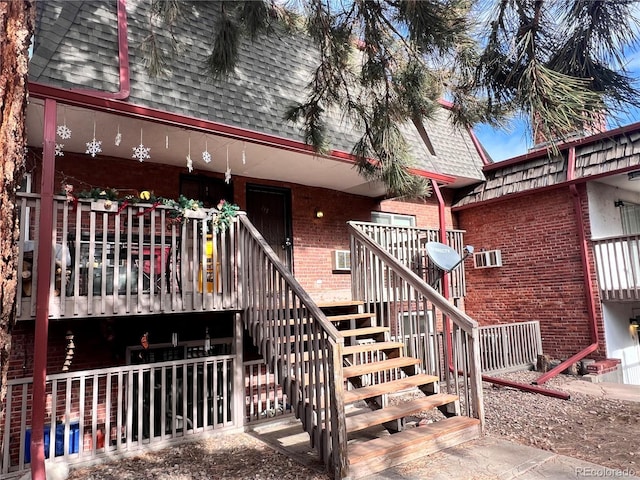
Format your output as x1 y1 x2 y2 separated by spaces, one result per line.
474 50 640 162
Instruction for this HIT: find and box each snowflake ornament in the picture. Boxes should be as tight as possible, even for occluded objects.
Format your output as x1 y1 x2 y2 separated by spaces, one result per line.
57 124 72 140
133 144 151 162
86 138 102 157
55 143 64 157
202 150 212 164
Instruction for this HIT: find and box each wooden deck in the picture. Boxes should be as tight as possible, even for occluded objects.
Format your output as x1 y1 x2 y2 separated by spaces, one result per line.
16 193 241 320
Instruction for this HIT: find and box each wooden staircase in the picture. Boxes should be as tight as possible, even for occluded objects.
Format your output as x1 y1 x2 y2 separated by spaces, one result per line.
308 301 481 479
238 214 484 479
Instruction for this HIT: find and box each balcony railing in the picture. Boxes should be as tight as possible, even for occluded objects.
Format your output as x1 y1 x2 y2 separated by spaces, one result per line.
16 193 240 319
347 222 467 298
593 234 640 301
0 355 237 477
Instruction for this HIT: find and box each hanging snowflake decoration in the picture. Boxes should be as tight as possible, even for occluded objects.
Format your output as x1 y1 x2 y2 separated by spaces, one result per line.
86 138 102 157
114 125 122 146
57 124 72 140
224 146 231 183
202 150 212 164
55 143 64 157
132 128 150 162
133 143 151 162
185 137 194 172
85 120 102 157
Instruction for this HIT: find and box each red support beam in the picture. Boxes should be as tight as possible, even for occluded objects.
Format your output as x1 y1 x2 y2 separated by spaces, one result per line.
30 98 57 480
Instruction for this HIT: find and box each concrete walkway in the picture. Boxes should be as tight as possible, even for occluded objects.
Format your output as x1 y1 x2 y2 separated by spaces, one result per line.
361 435 640 480
561 379 640 403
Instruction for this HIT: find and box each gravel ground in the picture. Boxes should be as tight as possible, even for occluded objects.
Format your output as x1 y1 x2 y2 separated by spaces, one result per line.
67 371 639 479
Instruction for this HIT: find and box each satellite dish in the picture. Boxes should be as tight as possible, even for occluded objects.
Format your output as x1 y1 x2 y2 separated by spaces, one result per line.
425 242 461 272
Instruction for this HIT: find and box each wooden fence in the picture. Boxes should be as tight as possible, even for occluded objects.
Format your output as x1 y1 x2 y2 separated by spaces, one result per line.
478 321 542 373
1 356 237 478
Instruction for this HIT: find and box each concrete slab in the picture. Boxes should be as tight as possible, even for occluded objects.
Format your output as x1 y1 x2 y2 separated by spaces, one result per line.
562 379 640 403
251 418 640 480
360 436 640 480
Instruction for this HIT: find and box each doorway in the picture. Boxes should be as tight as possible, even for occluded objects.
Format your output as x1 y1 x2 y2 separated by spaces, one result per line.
245 185 293 270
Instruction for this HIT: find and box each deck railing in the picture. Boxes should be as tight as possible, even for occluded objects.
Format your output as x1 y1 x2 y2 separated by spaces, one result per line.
347 222 467 298
244 359 292 423
0 355 236 478
348 222 484 427
16 193 240 319
237 214 349 479
593 234 640 301
479 321 542 373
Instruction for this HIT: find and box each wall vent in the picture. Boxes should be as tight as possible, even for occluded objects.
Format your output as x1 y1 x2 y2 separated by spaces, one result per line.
332 250 351 271
473 250 502 269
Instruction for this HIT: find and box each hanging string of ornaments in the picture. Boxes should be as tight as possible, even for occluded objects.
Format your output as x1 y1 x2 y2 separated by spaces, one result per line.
54 116 249 179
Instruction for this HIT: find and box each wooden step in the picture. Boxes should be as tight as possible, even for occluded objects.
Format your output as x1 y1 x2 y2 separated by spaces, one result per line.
348 416 481 479
267 312 375 327
316 300 364 308
343 357 421 379
339 326 389 338
343 374 439 404
342 341 405 356
346 394 459 434
326 312 376 323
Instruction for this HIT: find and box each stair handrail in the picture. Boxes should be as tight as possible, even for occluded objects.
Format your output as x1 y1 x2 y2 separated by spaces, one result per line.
348 221 478 334
237 213 349 479
348 221 484 428
238 214 343 341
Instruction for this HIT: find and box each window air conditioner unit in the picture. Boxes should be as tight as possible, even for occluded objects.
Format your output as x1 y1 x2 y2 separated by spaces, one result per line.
473 250 502 269
332 250 351 271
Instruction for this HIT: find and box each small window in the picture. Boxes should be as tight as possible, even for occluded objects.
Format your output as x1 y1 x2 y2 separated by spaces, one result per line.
332 250 351 272
621 203 640 235
371 211 416 227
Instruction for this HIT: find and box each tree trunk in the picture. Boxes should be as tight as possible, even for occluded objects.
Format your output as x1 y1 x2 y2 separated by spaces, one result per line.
0 0 34 429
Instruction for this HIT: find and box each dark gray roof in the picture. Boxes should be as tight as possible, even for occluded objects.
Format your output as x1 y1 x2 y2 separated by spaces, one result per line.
454 127 640 208
31 0 485 183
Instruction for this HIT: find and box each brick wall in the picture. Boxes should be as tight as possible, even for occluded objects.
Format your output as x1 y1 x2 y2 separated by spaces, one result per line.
457 185 606 360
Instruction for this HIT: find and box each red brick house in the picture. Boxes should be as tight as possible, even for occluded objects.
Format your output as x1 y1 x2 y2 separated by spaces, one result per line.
8 1 639 479
3 1 488 479
455 127 640 386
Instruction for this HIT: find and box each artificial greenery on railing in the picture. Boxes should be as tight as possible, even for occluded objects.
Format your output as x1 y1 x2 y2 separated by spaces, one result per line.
65 185 238 232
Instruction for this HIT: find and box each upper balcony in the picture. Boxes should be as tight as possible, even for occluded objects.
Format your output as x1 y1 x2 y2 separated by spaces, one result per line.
593 234 640 301
16 192 240 320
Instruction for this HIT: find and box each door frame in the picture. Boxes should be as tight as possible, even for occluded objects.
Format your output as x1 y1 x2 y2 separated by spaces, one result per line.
245 184 294 270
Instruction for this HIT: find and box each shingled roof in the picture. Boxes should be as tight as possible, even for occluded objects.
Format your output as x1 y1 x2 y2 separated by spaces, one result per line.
30 0 485 185
453 125 640 208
